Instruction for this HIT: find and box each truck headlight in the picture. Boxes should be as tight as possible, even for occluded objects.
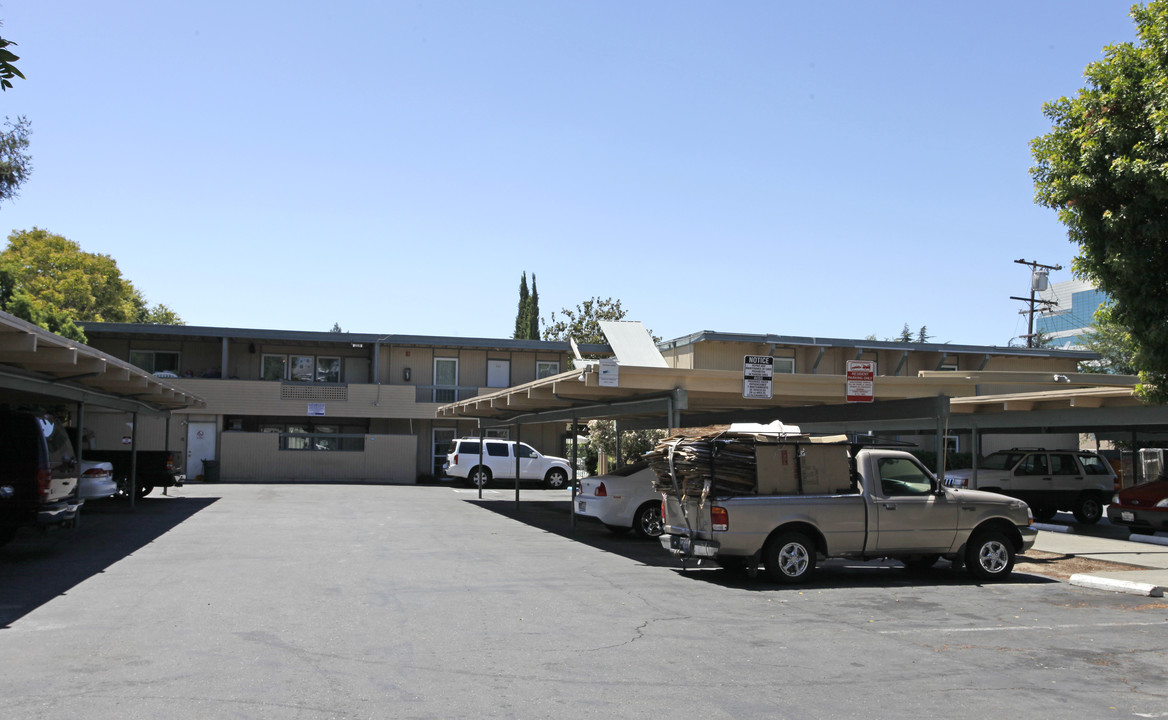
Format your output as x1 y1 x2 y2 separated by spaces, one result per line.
1156 498 1168 508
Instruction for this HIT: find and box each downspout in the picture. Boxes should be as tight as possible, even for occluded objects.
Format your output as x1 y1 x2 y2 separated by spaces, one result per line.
221 336 229 380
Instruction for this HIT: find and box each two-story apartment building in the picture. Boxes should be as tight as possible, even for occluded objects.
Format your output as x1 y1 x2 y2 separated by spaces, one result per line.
80 323 598 483
80 323 1098 483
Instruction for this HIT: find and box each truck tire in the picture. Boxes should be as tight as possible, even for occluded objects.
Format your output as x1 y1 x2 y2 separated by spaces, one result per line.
965 530 1015 581
543 468 569 490
763 531 816 584
1071 492 1103 524
468 466 492 489
632 501 663 538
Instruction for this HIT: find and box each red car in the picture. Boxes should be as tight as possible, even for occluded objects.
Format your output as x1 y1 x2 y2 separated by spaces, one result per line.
1107 476 1168 536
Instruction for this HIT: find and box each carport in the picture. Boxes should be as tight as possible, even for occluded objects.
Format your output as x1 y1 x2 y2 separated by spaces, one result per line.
0 311 205 505
437 336 1163 517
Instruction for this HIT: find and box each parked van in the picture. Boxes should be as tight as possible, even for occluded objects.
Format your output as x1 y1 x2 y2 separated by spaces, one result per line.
0 410 83 547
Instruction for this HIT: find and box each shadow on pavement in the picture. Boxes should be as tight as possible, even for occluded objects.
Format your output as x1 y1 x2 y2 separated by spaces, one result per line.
0 495 218 628
467 498 1060 591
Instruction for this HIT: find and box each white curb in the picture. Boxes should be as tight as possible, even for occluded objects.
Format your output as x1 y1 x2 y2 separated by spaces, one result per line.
1069 574 1166 597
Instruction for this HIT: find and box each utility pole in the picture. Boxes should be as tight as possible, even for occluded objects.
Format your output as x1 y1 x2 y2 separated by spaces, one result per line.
1011 258 1063 347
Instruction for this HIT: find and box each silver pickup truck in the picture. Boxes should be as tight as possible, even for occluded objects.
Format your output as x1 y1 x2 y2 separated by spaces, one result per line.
657 439 1036 584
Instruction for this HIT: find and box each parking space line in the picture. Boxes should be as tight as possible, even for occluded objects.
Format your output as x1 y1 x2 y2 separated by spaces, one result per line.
876 620 1166 635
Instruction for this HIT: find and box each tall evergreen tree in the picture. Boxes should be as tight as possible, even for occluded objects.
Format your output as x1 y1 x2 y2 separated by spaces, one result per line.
527 273 539 339
513 272 531 339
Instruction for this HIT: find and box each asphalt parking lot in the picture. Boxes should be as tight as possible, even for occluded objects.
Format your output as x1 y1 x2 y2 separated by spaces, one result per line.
1 483 1165 720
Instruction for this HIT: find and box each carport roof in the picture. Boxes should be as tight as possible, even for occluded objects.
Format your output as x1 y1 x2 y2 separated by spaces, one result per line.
0 311 205 413
436 362 1156 432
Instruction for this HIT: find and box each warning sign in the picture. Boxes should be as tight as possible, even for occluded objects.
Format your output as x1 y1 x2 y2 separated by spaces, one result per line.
846 360 876 403
743 355 774 399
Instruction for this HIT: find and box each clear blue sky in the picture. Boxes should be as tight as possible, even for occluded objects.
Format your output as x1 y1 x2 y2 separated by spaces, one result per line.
0 1 1141 346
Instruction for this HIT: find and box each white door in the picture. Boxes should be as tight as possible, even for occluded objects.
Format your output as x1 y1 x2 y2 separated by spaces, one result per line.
487 360 510 388
187 422 217 479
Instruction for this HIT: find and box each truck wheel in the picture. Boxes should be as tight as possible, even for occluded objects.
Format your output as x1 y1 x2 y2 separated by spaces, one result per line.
965 530 1015 581
543 468 569 490
763 532 816 584
632 501 663 538
468 466 492 489
1072 493 1103 524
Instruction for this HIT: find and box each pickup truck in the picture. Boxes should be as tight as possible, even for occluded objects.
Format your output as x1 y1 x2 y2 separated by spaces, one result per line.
654 432 1036 584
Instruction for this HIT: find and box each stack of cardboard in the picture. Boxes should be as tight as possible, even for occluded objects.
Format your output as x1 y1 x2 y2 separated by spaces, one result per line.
648 432 855 498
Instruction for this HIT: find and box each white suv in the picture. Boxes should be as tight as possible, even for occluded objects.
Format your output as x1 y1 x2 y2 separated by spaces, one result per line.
444 438 571 489
944 448 1116 524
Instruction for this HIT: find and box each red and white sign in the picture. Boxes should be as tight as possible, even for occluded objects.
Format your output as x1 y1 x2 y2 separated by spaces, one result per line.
846 360 876 403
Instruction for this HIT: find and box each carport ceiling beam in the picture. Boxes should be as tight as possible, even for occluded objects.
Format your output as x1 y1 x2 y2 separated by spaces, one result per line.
678 396 951 430
0 369 174 414
0 331 37 352
477 396 676 429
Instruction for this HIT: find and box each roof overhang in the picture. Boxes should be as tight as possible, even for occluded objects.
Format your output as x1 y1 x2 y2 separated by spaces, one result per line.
0 312 205 414
437 363 1158 433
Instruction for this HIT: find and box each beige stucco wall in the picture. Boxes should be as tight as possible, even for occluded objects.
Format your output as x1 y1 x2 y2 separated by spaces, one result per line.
220 431 417 483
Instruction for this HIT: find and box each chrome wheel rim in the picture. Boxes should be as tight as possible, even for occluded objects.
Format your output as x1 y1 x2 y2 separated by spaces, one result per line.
779 542 809 577
978 540 1009 574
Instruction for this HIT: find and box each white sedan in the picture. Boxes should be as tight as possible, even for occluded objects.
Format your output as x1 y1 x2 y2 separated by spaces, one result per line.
79 460 118 500
575 462 663 538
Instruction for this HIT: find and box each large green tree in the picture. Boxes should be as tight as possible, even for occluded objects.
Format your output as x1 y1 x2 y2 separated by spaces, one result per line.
1081 302 1140 375
0 228 183 341
541 296 628 344
0 115 31 207
1030 1 1168 402
0 31 24 91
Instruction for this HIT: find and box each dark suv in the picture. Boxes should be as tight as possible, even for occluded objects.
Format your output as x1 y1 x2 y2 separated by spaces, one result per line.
0 410 83 547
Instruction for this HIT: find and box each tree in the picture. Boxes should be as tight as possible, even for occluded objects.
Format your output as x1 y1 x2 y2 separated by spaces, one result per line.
527 273 539 340
0 32 25 91
585 419 666 470
0 228 182 342
512 272 541 340
0 115 31 208
1030 1 1168 402
1081 302 1139 374
542 296 628 344
329 322 343 333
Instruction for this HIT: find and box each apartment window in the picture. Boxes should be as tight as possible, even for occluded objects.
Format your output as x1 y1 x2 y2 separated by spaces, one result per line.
434 358 458 402
262 355 287 381
273 354 344 383
536 361 560 379
316 357 341 383
129 350 180 374
290 355 315 382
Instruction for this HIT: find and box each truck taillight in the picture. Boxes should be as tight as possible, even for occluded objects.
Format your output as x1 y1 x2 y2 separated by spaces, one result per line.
594 482 607 497
166 453 175 472
36 467 51 501
712 506 729 532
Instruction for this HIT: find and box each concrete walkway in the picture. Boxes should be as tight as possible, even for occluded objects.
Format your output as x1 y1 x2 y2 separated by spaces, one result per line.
1031 522 1168 597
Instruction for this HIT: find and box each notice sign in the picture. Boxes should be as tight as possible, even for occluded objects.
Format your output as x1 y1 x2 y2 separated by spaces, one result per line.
598 359 620 387
308 403 326 417
743 355 774 399
846 360 876 403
